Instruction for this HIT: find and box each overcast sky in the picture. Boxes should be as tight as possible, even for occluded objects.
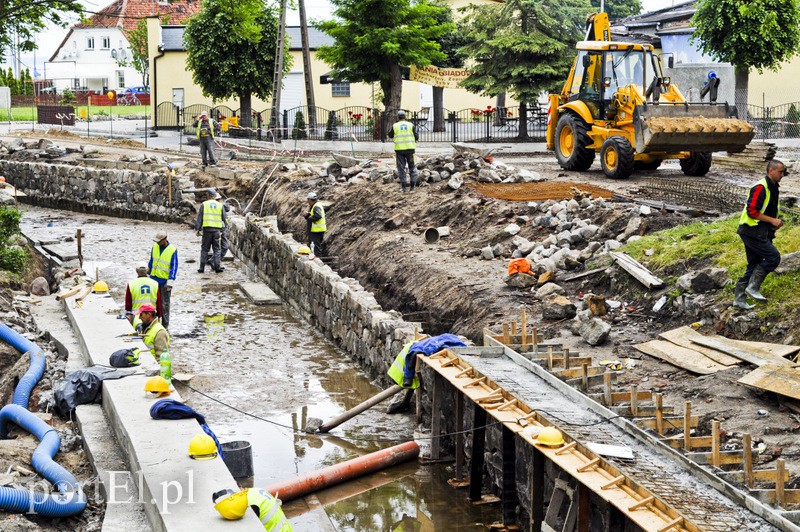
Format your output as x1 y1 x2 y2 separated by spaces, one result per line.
2 0 678 79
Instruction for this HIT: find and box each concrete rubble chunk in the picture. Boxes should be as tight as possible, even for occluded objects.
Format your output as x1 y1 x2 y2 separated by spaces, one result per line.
448 173 464 190
481 246 494 260
542 294 577 320
535 283 565 299
504 272 538 288
30 277 50 296
578 316 612 345
504 223 521 236
775 251 800 274
676 268 729 293
332 153 360 168
384 213 409 230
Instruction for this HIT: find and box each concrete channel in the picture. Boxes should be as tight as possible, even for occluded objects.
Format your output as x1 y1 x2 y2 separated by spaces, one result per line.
20 205 502 531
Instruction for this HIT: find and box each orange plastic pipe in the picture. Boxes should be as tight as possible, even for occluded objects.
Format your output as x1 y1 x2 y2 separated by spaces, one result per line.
265 441 420 502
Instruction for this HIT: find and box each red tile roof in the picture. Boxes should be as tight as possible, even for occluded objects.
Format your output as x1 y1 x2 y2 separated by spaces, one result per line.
75 0 201 34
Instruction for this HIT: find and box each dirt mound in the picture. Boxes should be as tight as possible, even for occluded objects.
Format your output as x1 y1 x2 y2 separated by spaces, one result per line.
646 116 754 133
45 128 82 138
108 138 145 149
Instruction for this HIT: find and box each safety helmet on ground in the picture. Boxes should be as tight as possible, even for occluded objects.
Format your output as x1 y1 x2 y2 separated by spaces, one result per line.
397 110 406 119
144 376 171 395
189 433 218 461
307 192 317 200
535 426 565 448
213 488 248 519
136 303 157 315
297 245 312 255
92 280 109 293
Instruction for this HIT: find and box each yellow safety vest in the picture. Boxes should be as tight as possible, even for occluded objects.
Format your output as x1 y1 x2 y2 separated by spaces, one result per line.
739 178 775 227
128 277 159 310
150 243 177 281
142 320 170 359
392 120 416 151
197 118 214 139
202 200 224 229
387 342 420 389
309 202 326 233
247 489 292 532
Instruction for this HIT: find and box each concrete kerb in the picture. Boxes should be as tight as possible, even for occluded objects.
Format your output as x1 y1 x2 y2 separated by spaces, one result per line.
63 291 262 531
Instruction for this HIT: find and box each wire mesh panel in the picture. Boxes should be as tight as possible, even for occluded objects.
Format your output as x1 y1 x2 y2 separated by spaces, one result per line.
283 106 333 141
154 102 181 129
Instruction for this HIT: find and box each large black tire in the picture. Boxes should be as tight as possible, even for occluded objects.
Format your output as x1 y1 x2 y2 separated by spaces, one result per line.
680 152 713 176
600 136 635 179
634 158 662 171
554 113 595 171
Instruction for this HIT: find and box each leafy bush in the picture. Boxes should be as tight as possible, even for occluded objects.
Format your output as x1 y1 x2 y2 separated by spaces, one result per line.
60 89 76 105
324 110 339 140
0 207 22 246
292 110 307 139
787 104 799 138
0 246 26 274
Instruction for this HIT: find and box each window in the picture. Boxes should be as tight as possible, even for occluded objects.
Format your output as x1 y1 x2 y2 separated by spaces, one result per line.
117 71 125 88
101 36 111 49
331 81 350 97
86 37 95 50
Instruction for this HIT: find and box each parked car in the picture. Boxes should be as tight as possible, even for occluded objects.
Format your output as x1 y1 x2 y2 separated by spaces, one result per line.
123 86 150 96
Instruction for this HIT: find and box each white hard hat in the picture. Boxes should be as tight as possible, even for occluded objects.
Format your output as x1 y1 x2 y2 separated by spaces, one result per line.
307 192 317 200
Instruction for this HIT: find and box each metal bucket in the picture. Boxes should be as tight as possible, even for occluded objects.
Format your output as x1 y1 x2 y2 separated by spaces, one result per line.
221 440 254 479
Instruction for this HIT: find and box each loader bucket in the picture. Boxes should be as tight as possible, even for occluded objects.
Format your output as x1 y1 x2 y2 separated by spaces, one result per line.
633 104 755 154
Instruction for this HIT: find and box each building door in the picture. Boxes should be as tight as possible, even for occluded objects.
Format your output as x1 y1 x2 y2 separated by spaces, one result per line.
172 88 184 110
281 73 305 114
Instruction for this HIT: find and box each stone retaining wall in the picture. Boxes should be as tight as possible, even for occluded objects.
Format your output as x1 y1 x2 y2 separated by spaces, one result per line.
0 160 190 221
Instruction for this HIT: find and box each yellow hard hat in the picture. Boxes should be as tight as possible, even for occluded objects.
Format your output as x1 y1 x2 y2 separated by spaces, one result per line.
93 280 109 293
188 433 218 461
144 376 170 395
535 426 565 448
297 245 312 255
213 489 248 519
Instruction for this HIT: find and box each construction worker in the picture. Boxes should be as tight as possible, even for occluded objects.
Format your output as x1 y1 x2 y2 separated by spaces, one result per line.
213 488 292 531
734 159 788 309
148 230 179 328
196 189 226 273
304 192 326 258
195 111 218 167
125 264 162 332
137 303 170 361
388 110 419 192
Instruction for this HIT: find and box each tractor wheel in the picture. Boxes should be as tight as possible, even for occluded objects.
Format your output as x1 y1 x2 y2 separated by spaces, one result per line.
634 158 662 171
554 113 595 171
600 136 635 179
680 152 713 176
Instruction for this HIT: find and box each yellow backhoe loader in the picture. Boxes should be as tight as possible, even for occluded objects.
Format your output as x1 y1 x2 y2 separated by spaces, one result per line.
546 12 755 179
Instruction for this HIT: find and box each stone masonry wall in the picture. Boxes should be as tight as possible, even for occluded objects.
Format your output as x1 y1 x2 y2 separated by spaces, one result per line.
0 160 189 221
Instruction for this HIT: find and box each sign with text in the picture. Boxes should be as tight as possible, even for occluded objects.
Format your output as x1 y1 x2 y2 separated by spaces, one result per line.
410 65 470 89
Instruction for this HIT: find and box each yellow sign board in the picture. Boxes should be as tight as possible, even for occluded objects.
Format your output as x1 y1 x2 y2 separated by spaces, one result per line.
410 65 470 89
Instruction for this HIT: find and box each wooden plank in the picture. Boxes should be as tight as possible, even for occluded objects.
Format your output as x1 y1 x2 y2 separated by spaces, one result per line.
717 336 799 361
720 468 788 484
690 336 787 367
658 327 741 366
55 285 84 301
738 364 800 401
610 252 665 289
633 340 728 375
748 489 800 505
637 416 696 431
686 450 752 466
663 436 712 450
555 366 605 379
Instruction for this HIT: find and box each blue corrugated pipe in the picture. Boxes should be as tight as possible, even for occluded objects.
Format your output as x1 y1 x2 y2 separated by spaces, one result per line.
0 323 86 516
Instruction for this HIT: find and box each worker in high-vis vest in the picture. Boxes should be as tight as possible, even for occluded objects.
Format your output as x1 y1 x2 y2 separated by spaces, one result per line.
148 230 178 328
388 109 419 192
195 110 218 167
388 342 420 389
196 189 226 274
304 191 326 258
125 264 162 332
733 159 787 309
137 304 170 361
213 488 292 531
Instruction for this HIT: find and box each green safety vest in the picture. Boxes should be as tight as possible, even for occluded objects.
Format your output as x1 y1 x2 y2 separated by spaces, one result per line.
150 243 177 281
142 320 170 359
202 200 224 229
309 202 326 233
739 178 775 227
387 342 420 389
392 120 416 151
197 118 214 139
247 488 292 532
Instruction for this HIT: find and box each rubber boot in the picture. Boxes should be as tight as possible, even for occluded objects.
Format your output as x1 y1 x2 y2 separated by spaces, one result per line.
745 266 769 303
733 278 755 310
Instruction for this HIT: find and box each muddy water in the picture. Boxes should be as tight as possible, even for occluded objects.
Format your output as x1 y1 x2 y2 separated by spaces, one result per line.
21 205 501 530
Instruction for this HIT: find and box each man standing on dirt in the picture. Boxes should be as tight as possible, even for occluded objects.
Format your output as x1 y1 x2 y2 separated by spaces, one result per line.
196 189 226 273
733 159 787 309
388 110 419 192
304 192 326 257
149 230 178 328
195 111 218 168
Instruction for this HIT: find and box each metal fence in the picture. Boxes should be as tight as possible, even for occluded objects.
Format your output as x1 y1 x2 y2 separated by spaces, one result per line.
746 102 800 140
155 103 549 143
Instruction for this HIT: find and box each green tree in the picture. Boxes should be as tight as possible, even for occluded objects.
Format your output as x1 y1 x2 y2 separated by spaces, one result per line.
0 0 82 57
692 0 800 119
23 68 33 95
429 0 467 131
316 0 452 125
184 0 286 128
787 104 800 137
590 0 641 22
6 68 17 95
458 0 591 139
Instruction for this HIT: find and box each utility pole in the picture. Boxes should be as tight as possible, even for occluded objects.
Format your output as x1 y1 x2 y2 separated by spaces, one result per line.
298 0 316 129
269 0 288 139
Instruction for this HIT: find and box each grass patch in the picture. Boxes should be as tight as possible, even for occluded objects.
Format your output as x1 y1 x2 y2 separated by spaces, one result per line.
0 105 149 121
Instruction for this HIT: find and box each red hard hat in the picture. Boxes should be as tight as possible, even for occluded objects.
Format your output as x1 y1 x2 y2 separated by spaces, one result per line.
136 303 157 315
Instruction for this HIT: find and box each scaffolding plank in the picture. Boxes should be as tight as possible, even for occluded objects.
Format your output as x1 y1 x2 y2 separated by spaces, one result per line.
633 340 728 375
658 327 741 366
690 337 794 368
738 364 800 401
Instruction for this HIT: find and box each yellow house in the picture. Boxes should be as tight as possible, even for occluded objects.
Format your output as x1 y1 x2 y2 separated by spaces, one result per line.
146 16 507 129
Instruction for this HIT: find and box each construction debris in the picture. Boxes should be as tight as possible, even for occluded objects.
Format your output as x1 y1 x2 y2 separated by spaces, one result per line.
610 252 665 289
